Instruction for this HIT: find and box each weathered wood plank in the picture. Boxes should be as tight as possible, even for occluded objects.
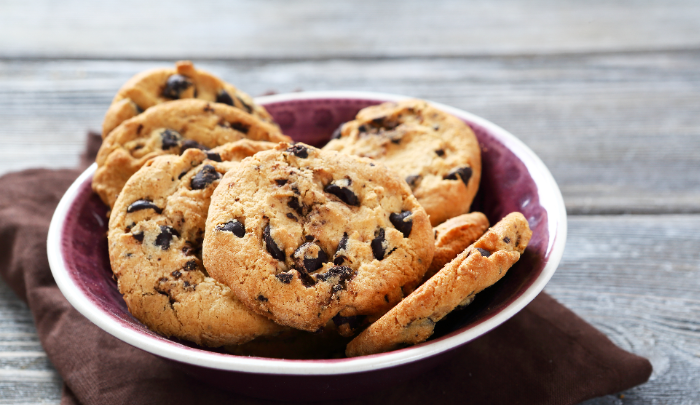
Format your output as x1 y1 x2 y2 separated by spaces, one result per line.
1 53 699 214
1 0 700 59
1 215 699 403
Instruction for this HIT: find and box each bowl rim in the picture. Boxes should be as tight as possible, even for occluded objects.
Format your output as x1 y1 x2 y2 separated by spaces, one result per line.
47 90 567 376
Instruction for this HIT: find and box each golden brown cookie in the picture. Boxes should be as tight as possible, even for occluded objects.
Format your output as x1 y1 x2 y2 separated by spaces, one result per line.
108 141 285 347
102 60 275 138
425 212 490 281
203 143 435 332
93 98 290 208
323 99 481 226
345 212 531 357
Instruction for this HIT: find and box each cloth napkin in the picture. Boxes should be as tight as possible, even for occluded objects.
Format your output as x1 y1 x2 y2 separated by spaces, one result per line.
0 132 652 405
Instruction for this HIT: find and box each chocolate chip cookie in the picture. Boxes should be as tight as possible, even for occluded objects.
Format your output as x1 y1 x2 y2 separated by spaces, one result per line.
108 142 285 347
425 212 490 281
203 143 435 332
102 60 275 138
323 99 481 226
93 98 290 208
345 212 531 357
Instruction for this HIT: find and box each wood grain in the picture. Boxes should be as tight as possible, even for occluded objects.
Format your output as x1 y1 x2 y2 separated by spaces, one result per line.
1 52 699 214
0 215 698 403
1 0 700 59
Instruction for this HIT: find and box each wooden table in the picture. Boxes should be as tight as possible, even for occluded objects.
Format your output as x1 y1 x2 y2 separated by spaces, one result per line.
1 1 699 403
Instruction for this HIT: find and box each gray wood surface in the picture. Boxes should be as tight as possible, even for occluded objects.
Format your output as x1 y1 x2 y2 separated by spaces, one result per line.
1 0 699 403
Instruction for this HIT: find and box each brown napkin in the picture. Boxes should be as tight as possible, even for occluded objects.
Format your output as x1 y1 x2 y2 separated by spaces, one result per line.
0 133 652 405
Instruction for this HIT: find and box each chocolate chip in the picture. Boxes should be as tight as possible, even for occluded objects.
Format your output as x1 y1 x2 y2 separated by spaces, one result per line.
178 169 189 180
190 165 221 190
184 260 197 271
476 248 491 258
160 129 182 150
325 178 359 206
371 228 387 260
180 139 209 153
132 232 144 243
305 235 315 241
162 74 193 99
405 174 421 189
171 270 182 279
236 96 253 113
337 233 348 252
287 144 309 158
263 224 285 261
287 197 305 217
444 166 472 186
315 265 354 282
216 220 245 238
230 122 250 134
503 236 511 243
435 149 445 157
276 272 293 284
358 124 368 133
216 89 234 106
331 123 344 140
155 226 179 250
390 211 413 237
286 213 297 220
257 294 268 302
127 200 162 214
206 152 222 162
293 242 328 274
371 116 399 130
275 179 288 186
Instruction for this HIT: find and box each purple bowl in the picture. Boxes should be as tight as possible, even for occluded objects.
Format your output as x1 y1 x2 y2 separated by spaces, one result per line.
48 91 566 401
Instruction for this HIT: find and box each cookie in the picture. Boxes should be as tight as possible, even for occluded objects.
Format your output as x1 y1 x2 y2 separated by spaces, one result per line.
93 98 290 208
102 60 275 138
323 99 481 226
345 212 531 357
424 212 490 281
203 143 435 332
108 141 285 347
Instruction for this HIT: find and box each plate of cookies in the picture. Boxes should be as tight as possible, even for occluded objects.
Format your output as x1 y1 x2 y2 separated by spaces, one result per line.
47 61 566 401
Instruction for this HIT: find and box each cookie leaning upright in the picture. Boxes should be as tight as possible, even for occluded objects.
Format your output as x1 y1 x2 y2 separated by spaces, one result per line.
203 143 435 332
108 141 285 347
346 212 532 357
93 99 290 208
324 99 481 226
102 60 275 138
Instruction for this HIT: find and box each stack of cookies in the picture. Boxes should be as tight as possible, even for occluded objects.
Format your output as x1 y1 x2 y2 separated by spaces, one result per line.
94 61 532 359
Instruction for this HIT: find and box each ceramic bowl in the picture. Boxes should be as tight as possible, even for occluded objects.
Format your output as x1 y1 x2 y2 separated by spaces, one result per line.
47 91 567 401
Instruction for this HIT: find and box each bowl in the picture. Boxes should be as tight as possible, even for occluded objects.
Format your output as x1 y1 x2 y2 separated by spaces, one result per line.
47 91 567 401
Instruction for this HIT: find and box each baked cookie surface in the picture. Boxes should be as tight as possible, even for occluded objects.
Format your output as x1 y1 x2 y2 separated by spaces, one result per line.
203 143 435 332
425 212 490 281
93 98 290 208
345 212 531 357
108 141 284 347
102 60 275 138
323 99 481 226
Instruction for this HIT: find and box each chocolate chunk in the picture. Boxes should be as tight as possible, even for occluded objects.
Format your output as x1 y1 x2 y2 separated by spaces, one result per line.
230 122 250 134
132 232 144 243
184 260 198 271
263 224 285 261
405 174 421 189
358 124 368 133
315 265 353 282
435 149 445 157
305 235 315 241
503 236 511 244
293 242 328 274
333 256 347 265
216 89 234 106
337 233 348 252
257 294 268 302
190 165 221 190
287 144 309 158
178 169 189 180
236 96 253 113
287 196 305 216
389 211 413 238
160 129 182 150
275 179 288 186
155 226 179 250
286 212 297 220
216 220 245 238
206 152 222 162
476 248 491 258
331 123 344 140
180 139 209 153
371 116 399 130
162 74 193 99
325 178 359 206
371 228 387 260
276 272 293 284
126 199 162 214
444 166 472 186
171 270 182 279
